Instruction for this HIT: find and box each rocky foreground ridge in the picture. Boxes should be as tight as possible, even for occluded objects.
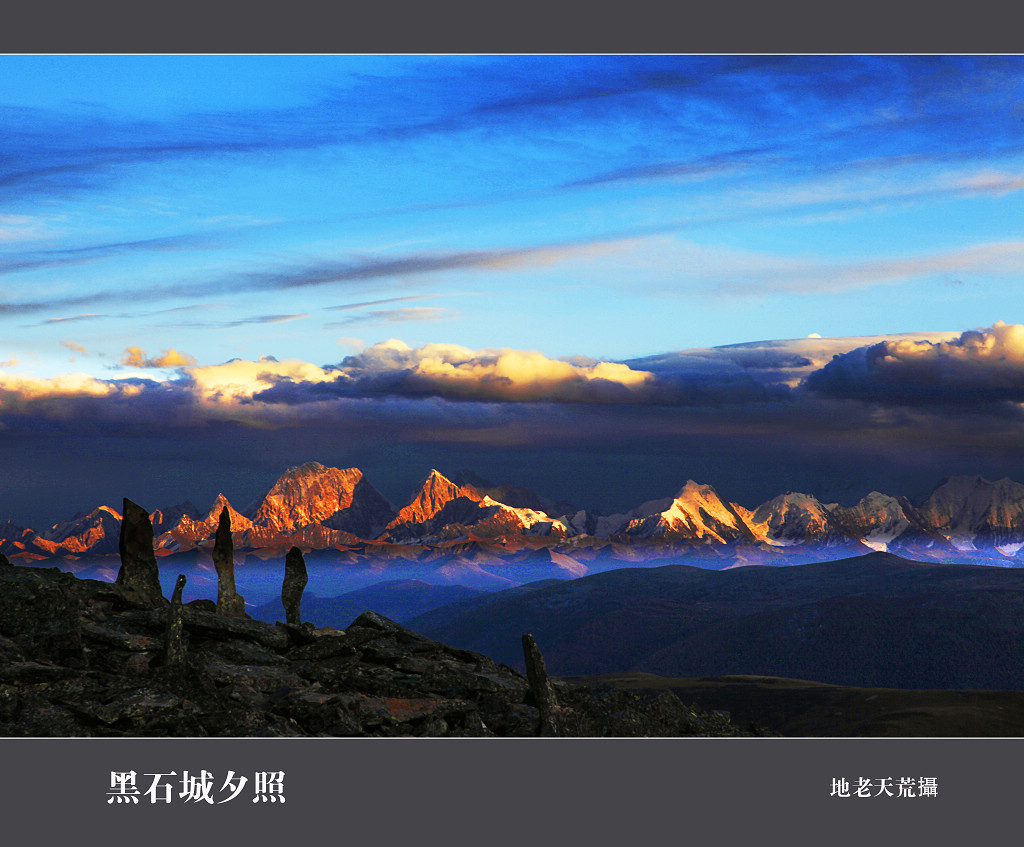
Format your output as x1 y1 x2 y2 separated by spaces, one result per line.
7 463 1024 576
0 550 758 737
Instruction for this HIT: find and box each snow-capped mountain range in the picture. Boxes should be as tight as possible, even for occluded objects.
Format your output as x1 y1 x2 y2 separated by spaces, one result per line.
6 462 1024 571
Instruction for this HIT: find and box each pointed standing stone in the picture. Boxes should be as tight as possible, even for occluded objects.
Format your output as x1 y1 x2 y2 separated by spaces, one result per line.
213 507 247 618
522 632 562 737
282 546 308 625
164 574 187 666
0 552 11 567
116 498 165 607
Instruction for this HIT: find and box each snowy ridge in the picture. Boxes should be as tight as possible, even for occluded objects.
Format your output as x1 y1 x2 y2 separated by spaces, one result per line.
8 469 1024 566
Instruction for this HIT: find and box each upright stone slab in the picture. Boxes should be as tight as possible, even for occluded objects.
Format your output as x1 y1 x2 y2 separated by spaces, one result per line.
0 552 11 567
116 498 165 607
213 507 247 618
522 632 562 737
164 574 187 666
282 546 308 625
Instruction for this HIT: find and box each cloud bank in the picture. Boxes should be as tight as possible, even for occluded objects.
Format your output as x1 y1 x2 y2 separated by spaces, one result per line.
805 321 1024 406
10 327 1023 430
1 326 1022 461
5 324 1024 526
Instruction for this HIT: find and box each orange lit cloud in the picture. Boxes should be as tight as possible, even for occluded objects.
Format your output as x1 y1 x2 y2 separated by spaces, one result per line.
121 346 198 368
336 340 655 403
0 371 139 402
185 355 334 403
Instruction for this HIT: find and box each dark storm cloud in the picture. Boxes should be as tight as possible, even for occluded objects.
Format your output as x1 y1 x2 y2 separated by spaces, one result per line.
804 323 1024 407
0 377 196 430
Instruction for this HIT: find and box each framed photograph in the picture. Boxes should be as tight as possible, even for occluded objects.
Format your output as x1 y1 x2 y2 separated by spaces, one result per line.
1 6 1020 839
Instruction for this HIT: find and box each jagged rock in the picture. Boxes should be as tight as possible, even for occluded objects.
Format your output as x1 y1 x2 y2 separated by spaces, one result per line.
116 499 165 608
350 609 419 635
522 632 562 737
0 564 765 738
0 661 80 683
164 574 187 666
275 621 317 647
0 552 10 567
213 508 247 619
187 598 217 614
282 546 308 625
81 621 160 652
181 606 289 650
0 566 86 668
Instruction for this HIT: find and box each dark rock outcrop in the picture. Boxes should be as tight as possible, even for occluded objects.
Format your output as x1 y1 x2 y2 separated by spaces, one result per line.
0 563 764 737
522 633 562 736
213 508 246 619
282 546 308 625
116 499 165 608
164 575 187 667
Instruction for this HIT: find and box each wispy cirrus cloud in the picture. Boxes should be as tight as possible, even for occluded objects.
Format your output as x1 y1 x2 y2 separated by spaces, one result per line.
40 313 105 325
563 145 782 190
325 294 447 312
327 307 452 328
2 57 704 202
8 56 1019 208
956 170 1024 196
222 313 309 327
167 313 312 329
223 240 622 293
0 231 225 280
641 239 1024 298
0 238 620 319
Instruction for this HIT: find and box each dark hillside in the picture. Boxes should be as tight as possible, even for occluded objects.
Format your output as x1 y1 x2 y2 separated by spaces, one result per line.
410 552 1024 690
567 673 1024 736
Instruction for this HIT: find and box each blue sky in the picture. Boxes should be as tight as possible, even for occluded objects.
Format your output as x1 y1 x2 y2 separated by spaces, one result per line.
2 55 1024 525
